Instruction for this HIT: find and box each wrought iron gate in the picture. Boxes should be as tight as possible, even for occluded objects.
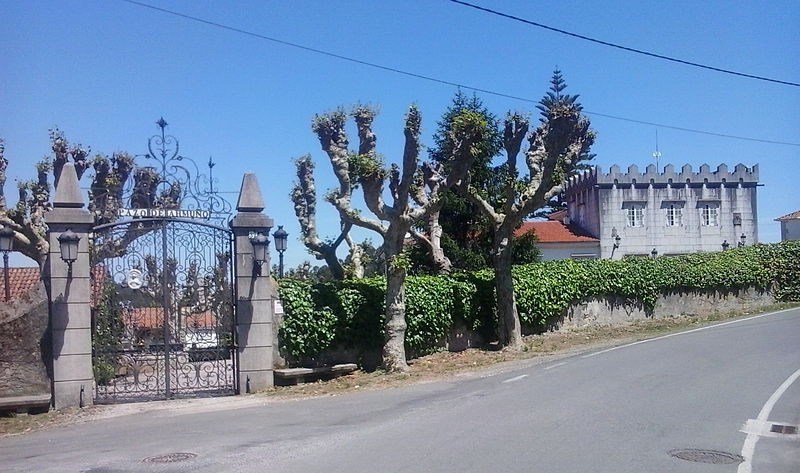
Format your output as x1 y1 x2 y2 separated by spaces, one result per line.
89 118 237 403
91 218 237 403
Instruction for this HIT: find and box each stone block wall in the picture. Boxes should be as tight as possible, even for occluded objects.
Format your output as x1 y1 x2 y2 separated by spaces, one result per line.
558 287 774 330
0 282 51 398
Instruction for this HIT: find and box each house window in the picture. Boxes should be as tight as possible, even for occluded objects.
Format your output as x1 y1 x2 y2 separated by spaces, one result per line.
666 204 682 227
625 204 644 227
701 203 719 226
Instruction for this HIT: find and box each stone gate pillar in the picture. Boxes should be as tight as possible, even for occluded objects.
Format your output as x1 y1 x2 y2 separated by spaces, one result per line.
44 163 94 409
230 173 276 393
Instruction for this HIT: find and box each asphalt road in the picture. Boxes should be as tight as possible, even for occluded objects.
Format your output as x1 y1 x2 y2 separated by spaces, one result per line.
2 307 798 473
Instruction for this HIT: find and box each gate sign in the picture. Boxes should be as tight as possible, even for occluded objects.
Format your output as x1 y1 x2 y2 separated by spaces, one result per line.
125 269 143 290
118 208 211 219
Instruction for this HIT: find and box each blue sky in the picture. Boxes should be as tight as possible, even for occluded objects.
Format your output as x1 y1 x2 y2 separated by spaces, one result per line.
2 0 798 268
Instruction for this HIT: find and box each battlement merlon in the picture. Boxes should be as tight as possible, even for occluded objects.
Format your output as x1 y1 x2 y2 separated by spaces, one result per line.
563 167 598 192
564 164 759 190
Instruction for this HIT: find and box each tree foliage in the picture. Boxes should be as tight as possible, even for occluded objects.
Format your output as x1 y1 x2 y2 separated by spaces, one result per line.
422 91 502 271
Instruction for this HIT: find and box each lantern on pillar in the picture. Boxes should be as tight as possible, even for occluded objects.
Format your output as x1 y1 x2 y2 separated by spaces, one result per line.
272 225 288 278
249 232 269 276
58 229 80 271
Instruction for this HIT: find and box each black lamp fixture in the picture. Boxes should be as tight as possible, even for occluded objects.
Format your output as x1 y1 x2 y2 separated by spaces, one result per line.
272 225 289 278
611 227 621 249
57 229 80 271
738 233 747 248
249 232 269 276
0 225 14 302
651 248 658 259
721 240 730 251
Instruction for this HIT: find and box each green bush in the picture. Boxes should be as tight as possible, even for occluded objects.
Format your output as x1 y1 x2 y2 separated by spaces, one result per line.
277 276 488 360
756 240 800 301
277 242 798 361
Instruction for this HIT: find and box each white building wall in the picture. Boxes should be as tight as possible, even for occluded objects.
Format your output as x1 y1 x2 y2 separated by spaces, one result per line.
781 220 800 240
565 164 759 259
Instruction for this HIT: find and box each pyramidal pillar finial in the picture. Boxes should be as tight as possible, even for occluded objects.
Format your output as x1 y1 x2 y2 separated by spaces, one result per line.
236 172 265 212
53 162 85 209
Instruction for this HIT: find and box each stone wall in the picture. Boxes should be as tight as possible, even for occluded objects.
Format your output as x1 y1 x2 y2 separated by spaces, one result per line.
557 287 773 330
0 282 51 398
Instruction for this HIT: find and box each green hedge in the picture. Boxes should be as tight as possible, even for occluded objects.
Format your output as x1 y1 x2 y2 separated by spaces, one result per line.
277 241 800 360
278 276 480 361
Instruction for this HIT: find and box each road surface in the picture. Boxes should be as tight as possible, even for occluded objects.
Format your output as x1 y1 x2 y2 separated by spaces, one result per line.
2 307 798 472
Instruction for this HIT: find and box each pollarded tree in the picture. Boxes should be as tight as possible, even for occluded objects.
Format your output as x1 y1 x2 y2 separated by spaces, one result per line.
0 129 161 266
291 154 353 279
0 129 92 265
461 76 595 349
307 104 487 371
532 70 595 218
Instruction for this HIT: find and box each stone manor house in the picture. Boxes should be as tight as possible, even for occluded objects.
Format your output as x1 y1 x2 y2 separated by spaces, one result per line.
519 163 759 260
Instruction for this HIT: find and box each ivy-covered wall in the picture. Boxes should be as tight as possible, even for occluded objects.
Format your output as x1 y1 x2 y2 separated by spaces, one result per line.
277 241 800 364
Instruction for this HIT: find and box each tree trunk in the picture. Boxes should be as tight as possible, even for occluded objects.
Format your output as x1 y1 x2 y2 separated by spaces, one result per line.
492 225 523 350
427 208 452 274
347 241 366 278
320 247 346 280
382 234 409 372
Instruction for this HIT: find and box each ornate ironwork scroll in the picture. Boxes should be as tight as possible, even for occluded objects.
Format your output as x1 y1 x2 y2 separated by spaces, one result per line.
92 118 232 228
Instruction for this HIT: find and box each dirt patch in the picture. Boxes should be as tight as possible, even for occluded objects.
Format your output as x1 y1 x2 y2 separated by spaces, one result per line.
2 302 796 437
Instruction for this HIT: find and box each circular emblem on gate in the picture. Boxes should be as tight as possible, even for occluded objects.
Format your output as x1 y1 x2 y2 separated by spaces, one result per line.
126 268 143 290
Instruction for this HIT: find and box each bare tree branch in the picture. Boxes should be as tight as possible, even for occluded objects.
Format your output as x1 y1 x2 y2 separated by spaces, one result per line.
290 154 349 279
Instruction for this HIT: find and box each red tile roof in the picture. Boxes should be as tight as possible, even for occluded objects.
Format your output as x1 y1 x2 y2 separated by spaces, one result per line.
2 267 41 301
3 266 108 303
515 221 599 243
546 209 568 221
775 210 800 221
91 266 107 306
126 308 216 329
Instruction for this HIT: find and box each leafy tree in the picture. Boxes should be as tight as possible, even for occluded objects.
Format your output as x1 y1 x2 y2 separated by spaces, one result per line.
416 90 542 273
460 72 595 348
417 91 503 272
304 104 487 371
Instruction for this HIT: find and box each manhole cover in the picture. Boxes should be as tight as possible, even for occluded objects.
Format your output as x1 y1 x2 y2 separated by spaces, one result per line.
771 423 798 435
668 448 743 465
142 453 197 464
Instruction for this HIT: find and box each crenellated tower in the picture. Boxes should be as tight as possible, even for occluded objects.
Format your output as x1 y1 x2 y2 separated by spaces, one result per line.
564 163 759 259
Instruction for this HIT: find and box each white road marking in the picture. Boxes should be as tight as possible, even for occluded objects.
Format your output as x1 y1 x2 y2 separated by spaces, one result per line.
741 419 800 441
502 374 528 384
543 362 567 371
581 308 798 359
737 367 800 473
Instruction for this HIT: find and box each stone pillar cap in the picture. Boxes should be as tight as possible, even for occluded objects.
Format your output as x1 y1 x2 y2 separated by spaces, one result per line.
236 172 265 212
53 163 85 208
